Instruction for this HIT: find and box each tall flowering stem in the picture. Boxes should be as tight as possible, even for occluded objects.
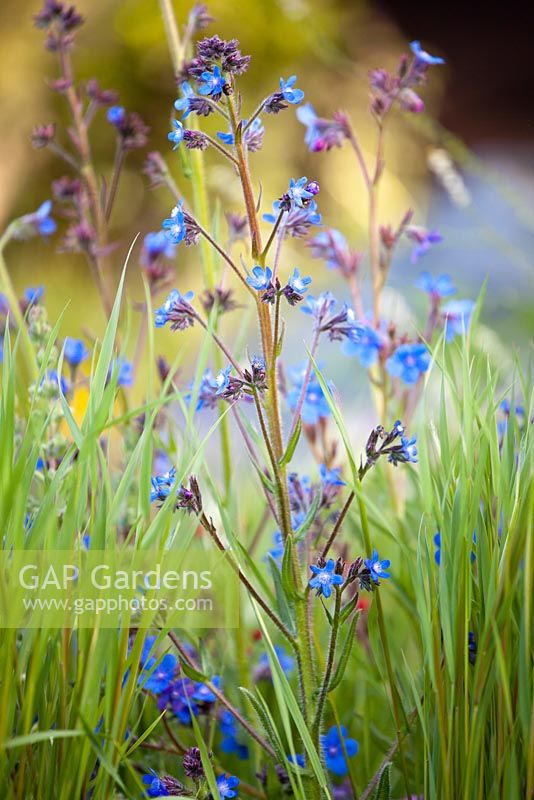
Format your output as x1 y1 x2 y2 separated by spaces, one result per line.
159 0 234 497
227 89 318 796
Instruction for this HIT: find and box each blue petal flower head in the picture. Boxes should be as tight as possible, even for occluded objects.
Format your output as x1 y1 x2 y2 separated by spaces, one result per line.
258 645 295 676
434 530 445 565
150 467 176 503
279 75 304 104
139 652 178 694
174 82 197 118
320 726 358 776
162 201 186 244
157 676 198 723
410 40 445 66
288 176 314 208
364 550 391 584
192 675 221 703
212 366 232 395
24 286 45 305
142 231 176 265
63 337 89 367
309 558 343 598
441 299 475 341
107 105 126 126
301 291 336 320
168 119 184 149
288 753 306 768
416 271 456 298
33 200 57 236
44 369 69 396
386 342 430 385
246 265 273 291
198 65 226 97
143 769 169 797
219 710 250 760
154 289 195 329
296 103 347 152
398 435 418 464
217 129 234 145
107 358 133 387
217 773 240 798
343 324 383 367
287 267 312 295
407 228 443 263
287 363 333 425
320 464 345 487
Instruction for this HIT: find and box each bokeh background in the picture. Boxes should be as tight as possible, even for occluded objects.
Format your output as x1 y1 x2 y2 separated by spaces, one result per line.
1 0 533 416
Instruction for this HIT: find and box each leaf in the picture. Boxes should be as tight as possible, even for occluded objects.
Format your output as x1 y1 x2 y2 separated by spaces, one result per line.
373 763 391 800
279 418 302 467
239 687 287 766
267 555 296 634
328 614 358 693
293 490 322 542
177 657 209 684
340 594 360 625
281 536 301 600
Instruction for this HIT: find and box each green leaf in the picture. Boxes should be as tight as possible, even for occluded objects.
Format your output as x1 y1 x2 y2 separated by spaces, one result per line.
372 763 391 800
267 555 296 634
279 418 302 467
281 536 302 600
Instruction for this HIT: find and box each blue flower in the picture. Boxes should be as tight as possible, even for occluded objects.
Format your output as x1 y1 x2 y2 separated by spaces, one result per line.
212 366 232 396
217 129 234 145
63 337 89 367
320 726 358 776
143 769 169 797
219 710 250 760
364 550 391 583
186 369 219 412
141 231 176 266
343 324 383 367
150 467 176 503
257 645 295 676
24 286 45 305
386 343 430 385
43 369 69 396
192 676 221 703
174 82 197 118
162 201 187 244
296 103 347 152
320 464 345 487
288 176 314 208
410 40 445 66
406 228 443 263
309 558 343 598
301 291 336 321
287 364 333 425
139 653 178 694
395 436 418 465
267 531 285 564
168 119 184 149
416 271 456 298
107 358 133 387
246 266 273 291
441 299 475 341
287 267 312 295
25 201 56 237
154 289 195 329
157 677 198 724
198 66 226 98
107 105 126 126
279 75 304 104
288 753 306 768
434 530 446 564
217 773 240 798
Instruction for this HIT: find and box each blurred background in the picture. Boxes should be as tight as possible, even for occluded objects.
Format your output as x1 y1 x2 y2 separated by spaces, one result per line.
1 0 533 412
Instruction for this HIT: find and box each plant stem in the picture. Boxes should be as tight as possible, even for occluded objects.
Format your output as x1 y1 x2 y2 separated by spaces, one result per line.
321 491 355 559
312 586 342 738
167 631 277 760
105 140 125 222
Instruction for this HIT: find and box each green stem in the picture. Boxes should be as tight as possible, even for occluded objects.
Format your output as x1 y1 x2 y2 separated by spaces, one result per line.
312 586 342 739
